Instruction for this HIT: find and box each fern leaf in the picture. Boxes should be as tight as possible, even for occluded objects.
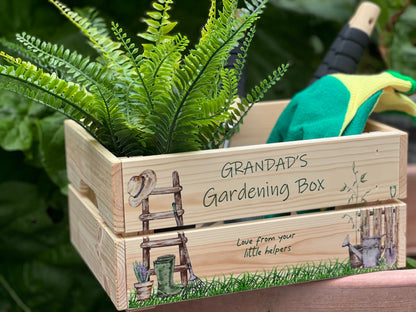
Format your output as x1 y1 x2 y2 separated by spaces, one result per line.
49 0 132 71
0 61 102 136
137 0 177 52
15 33 113 94
161 0 268 153
212 62 290 148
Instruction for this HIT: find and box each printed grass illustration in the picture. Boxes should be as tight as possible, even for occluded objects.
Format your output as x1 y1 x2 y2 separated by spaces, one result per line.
340 161 372 204
128 259 395 308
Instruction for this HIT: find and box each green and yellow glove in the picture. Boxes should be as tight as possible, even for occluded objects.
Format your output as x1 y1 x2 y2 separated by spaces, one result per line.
267 71 416 143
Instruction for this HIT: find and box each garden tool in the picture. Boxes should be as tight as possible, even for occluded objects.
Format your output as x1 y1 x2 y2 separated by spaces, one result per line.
384 244 398 267
172 203 204 286
309 2 380 84
267 71 416 143
153 254 184 298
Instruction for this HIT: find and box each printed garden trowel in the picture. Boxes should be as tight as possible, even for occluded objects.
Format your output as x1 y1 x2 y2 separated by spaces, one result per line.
309 1 381 84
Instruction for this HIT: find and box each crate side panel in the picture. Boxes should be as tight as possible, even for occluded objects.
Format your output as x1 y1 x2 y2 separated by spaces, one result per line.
229 99 289 147
69 185 127 310
366 119 408 198
65 120 124 233
122 131 402 232
124 201 406 306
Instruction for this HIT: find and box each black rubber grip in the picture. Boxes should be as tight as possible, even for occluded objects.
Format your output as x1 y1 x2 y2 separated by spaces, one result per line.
309 24 370 85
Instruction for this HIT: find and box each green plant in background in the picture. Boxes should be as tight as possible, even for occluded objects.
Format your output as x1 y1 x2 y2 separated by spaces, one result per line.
0 0 288 157
371 0 416 78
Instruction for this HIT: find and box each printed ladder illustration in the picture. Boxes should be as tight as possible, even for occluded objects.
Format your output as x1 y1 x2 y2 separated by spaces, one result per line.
128 170 190 286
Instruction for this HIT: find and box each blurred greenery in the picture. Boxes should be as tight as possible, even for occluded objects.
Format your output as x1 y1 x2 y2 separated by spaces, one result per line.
0 0 415 311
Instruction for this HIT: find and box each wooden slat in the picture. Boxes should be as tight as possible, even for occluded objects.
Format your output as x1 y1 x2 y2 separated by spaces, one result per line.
68 185 127 310
122 129 403 232
366 119 408 199
65 120 125 233
125 201 407 294
229 99 289 147
70 185 407 310
65 100 407 234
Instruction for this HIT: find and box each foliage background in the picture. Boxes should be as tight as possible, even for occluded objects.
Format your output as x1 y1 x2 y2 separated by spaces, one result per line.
0 0 415 311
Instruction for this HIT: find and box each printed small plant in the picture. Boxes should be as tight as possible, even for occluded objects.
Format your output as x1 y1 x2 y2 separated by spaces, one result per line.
133 261 150 283
340 161 372 204
342 211 361 244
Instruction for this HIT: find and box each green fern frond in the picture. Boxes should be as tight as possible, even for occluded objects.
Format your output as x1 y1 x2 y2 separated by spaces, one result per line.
49 0 131 71
161 0 269 153
0 38 55 73
111 21 153 121
15 33 113 94
137 0 177 52
199 0 217 45
0 61 102 137
211 62 290 148
75 7 112 39
0 0 288 158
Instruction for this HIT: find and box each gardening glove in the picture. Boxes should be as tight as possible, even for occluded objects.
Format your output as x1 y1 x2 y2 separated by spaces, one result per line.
267 70 416 143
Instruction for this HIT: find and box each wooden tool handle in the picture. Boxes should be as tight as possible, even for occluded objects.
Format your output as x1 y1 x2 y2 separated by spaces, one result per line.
309 2 381 84
348 1 381 36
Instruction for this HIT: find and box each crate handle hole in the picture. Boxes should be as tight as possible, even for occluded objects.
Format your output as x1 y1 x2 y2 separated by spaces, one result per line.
79 180 98 208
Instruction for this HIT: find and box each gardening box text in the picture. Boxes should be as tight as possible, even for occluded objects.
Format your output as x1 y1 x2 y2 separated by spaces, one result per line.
202 153 326 208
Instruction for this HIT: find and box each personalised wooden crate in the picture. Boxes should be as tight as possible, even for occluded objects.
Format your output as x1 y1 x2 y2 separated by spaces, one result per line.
65 99 409 310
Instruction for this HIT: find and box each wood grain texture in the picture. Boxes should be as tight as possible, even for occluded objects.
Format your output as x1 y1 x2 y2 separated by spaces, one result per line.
228 99 289 147
68 185 127 310
65 101 408 234
124 201 407 294
65 120 125 233
122 130 402 232
69 184 407 311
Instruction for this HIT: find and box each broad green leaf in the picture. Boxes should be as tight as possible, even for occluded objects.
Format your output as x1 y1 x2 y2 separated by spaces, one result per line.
35 114 68 193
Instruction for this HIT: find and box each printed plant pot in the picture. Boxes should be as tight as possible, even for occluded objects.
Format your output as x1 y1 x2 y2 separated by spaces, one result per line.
134 281 154 301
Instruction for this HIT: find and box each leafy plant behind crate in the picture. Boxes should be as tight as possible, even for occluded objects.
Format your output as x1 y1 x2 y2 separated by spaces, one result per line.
0 0 288 157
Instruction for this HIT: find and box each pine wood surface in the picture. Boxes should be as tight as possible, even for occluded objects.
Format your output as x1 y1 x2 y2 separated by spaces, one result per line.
65 100 408 234
69 185 127 310
68 185 407 310
65 120 124 232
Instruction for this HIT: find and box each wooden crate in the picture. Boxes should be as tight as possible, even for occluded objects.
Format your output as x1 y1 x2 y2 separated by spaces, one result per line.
65 100 408 310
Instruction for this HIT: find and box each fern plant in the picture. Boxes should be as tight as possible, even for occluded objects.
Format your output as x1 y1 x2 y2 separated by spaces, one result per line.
0 0 288 157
